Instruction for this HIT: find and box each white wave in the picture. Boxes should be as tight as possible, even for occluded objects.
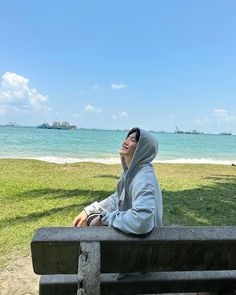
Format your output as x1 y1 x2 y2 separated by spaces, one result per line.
157 158 236 165
1 156 235 165
30 156 236 165
32 156 121 164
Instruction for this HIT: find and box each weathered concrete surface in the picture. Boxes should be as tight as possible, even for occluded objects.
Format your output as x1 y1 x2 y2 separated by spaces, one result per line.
31 226 236 294
31 226 236 274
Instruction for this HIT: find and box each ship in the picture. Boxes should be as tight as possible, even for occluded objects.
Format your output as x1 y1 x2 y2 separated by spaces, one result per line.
175 126 184 134
6 122 17 127
219 132 231 136
175 127 202 134
185 129 201 134
38 121 77 130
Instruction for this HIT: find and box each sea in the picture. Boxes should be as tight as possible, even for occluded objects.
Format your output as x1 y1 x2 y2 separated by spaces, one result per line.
0 126 236 165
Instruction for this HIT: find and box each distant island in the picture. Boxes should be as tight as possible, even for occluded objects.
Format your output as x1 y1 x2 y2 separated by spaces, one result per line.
38 121 77 130
174 127 232 135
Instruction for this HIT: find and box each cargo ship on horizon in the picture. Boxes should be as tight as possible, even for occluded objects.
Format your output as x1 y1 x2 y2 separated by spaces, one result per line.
38 121 77 130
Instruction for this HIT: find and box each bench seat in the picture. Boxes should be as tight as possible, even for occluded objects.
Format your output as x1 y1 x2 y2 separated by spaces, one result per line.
31 226 236 295
39 271 236 295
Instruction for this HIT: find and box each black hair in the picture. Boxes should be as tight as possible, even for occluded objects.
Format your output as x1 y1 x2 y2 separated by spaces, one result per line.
127 127 140 142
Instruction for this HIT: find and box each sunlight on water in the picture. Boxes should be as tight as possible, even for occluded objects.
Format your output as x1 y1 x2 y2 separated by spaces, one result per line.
0 126 236 164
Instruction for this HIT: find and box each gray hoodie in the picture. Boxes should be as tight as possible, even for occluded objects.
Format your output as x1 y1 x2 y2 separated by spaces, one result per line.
84 128 163 234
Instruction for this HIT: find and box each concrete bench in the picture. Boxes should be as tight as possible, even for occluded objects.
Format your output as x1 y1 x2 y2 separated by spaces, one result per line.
31 226 236 295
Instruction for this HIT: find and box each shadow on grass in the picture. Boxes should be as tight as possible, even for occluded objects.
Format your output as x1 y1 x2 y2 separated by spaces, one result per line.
163 174 236 226
0 188 113 227
2 174 236 227
96 174 120 180
203 175 236 180
0 203 81 227
14 188 113 201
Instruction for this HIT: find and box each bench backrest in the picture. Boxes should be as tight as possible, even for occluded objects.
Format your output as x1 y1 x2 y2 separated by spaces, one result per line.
31 226 236 275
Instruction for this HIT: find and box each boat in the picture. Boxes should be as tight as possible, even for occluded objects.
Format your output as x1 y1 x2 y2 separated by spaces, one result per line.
185 130 201 135
38 121 77 130
219 132 231 135
175 127 201 134
175 126 184 134
6 122 17 127
38 123 51 129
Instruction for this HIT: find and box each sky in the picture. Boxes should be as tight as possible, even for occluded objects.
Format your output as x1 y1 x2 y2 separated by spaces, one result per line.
0 0 236 133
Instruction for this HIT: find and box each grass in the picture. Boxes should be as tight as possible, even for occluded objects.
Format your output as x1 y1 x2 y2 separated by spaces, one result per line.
0 159 235 265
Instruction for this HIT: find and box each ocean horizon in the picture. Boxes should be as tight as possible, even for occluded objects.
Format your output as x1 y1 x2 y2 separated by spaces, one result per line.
0 126 236 165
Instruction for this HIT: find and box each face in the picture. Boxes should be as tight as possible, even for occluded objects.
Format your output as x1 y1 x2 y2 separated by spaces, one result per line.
119 132 138 163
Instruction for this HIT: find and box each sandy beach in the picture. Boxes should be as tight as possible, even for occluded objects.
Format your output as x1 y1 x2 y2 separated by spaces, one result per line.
0 255 38 295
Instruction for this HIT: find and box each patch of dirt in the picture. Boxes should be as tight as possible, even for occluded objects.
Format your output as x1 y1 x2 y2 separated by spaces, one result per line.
0 255 39 295
0 255 223 295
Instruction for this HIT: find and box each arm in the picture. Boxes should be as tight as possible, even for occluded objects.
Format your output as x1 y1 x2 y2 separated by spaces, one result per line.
73 190 119 227
101 184 156 234
84 173 125 216
84 191 118 215
73 209 88 227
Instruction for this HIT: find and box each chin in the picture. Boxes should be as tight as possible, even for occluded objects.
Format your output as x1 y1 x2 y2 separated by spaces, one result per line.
119 149 126 156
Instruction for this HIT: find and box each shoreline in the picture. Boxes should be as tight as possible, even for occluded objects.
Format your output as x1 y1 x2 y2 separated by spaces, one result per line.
1 156 236 165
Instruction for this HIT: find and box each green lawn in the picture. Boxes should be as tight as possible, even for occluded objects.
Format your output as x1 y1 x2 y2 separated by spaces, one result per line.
0 159 235 265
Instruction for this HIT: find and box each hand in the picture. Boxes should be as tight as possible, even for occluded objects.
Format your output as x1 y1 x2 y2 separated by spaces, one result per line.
73 210 88 227
90 215 103 226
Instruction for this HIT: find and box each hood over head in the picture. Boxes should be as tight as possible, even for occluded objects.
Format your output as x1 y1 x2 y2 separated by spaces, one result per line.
121 128 158 177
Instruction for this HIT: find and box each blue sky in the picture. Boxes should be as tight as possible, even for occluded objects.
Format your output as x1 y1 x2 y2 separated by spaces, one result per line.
0 0 236 133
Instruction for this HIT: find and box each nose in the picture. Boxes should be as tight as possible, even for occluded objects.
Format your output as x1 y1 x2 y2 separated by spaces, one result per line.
124 138 129 144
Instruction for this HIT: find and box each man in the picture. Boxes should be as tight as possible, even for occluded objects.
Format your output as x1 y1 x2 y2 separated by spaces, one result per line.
73 127 163 234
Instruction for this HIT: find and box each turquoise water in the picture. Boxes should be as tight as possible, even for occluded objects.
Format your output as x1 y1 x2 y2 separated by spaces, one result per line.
0 126 236 164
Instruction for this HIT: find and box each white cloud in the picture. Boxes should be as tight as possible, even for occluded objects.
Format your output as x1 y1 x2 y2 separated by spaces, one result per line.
111 82 126 90
84 104 102 114
214 108 227 116
213 108 235 122
119 111 128 118
111 111 129 119
83 104 128 121
0 72 49 113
